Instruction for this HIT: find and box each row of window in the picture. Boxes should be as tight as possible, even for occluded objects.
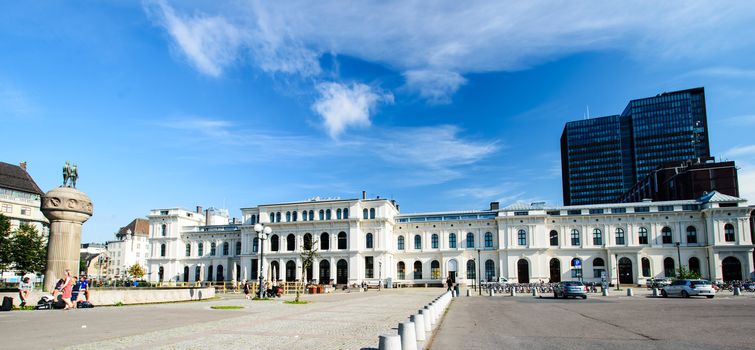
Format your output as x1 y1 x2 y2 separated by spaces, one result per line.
397 232 495 250
267 232 348 252
251 207 379 224
159 241 244 258
395 224 737 250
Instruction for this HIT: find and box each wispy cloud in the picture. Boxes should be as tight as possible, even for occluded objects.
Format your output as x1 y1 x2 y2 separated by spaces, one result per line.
0 81 35 117
149 1 755 96
682 67 755 80
403 70 467 104
724 144 755 158
147 0 243 77
154 117 499 185
312 82 393 138
722 115 755 126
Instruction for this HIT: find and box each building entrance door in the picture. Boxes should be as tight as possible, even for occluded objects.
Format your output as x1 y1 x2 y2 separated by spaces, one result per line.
618 257 633 284
336 259 348 284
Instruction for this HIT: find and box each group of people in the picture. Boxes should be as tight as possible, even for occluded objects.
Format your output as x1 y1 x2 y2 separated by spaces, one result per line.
241 280 283 299
51 270 90 310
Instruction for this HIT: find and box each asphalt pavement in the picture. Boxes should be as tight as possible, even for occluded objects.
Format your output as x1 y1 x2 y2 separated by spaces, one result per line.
431 293 755 350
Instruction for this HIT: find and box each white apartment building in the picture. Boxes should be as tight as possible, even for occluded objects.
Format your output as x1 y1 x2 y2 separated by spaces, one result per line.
0 161 48 234
146 192 755 286
106 218 151 278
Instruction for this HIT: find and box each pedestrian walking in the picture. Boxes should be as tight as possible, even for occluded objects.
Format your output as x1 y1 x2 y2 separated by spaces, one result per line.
61 270 75 310
243 282 250 300
446 277 453 291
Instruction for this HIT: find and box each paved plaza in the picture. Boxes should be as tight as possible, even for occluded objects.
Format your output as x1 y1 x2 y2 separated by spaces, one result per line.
0 289 440 350
432 292 755 350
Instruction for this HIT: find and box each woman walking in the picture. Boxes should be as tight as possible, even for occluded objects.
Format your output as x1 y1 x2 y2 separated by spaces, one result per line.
61 270 75 310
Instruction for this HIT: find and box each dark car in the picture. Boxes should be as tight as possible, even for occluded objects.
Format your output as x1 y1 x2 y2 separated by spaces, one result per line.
554 281 587 299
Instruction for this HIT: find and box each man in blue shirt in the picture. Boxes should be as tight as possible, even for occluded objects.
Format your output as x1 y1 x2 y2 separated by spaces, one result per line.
76 275 89 302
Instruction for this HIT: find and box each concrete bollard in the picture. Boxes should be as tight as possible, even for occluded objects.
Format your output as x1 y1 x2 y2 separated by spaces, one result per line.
532 289 538 297
428 304 438 325
626 288 633 297
602 289 608 296
399 321 417 350
410 314 426 341
652 288 658 297
466 289 471 297
378 334 401 350
511 288 517 297
733 287 741 296
490 289 495 297
420 308 432 332
451 290 456 298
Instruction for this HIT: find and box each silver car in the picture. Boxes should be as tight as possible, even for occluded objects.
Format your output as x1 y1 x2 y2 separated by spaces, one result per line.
554 281 587 299
662 279 716 299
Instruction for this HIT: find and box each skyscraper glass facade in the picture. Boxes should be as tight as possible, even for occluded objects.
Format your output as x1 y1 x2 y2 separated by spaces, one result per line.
561 87 710 205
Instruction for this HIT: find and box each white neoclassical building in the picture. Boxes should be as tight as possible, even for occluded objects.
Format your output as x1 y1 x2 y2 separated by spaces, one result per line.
146 191 755 286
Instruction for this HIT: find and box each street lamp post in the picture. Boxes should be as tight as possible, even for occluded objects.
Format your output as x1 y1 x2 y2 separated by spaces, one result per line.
378 260 382 291
615 253 620 291
254 223 272 298
675 242 682 277
477 249 482 296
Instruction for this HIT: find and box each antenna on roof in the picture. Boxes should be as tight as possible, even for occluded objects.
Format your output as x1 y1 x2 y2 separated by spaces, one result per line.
586 105 590 119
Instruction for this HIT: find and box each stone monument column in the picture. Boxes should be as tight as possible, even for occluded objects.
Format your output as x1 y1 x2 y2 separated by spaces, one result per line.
41 187 93 292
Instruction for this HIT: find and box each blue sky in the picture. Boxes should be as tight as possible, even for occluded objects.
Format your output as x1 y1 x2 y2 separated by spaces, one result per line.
2 1 755 243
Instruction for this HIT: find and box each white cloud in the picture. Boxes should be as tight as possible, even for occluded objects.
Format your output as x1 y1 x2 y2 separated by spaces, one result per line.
724 144 755 158
403 70 467 104
723 115 755 126
312 82 393 138
149 1 755 95
683 67 755 80
148 0 243 77
738 164 755 203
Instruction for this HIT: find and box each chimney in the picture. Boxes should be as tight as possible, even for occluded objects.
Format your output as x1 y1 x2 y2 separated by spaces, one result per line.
205 208 211 225
362 191 366 200
19 161 27 171
196 206 203 214
396 204 400 212
490 202 500 210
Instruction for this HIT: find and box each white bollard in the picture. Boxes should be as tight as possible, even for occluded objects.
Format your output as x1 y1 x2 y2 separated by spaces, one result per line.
378 334 401 350
511 288 517 297
420 308 432 332
532 289 538 297
410 314 426 341
399 321 417 350
427 304 437 325
602 289 609 296
652 288 658 297
626 288 633 297
466 289 471 297
733 287 741 296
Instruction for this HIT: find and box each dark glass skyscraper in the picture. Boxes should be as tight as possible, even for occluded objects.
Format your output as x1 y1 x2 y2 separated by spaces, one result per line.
561 87 710 205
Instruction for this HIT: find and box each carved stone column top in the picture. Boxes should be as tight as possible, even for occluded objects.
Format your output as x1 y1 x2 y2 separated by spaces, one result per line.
41 186 93 222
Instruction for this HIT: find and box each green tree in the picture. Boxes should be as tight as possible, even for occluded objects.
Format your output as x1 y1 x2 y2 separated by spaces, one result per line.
127 263 145 279
10 224 47 275
676 266 701 280
0 214 11 275
296 238 319 303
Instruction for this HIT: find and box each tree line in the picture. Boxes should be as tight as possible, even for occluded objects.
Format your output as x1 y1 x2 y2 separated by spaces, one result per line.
0 214 47 278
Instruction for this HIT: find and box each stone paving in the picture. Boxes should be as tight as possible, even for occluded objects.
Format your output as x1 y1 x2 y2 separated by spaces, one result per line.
432 291 755 350
0 288 441 350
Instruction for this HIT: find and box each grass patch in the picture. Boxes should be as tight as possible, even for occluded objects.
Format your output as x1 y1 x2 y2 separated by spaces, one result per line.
12 305 35 311
283 300 309 305
252 297 272 301
210 305 244 310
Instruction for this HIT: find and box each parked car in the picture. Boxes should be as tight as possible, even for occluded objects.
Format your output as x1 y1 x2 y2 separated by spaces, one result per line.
554 281 587 299
662 279 716 298
646 278 672 288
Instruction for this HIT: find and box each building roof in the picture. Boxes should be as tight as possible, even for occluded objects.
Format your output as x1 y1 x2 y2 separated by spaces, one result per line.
698 191 745 203
116 218 150 239
0 162 44 195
